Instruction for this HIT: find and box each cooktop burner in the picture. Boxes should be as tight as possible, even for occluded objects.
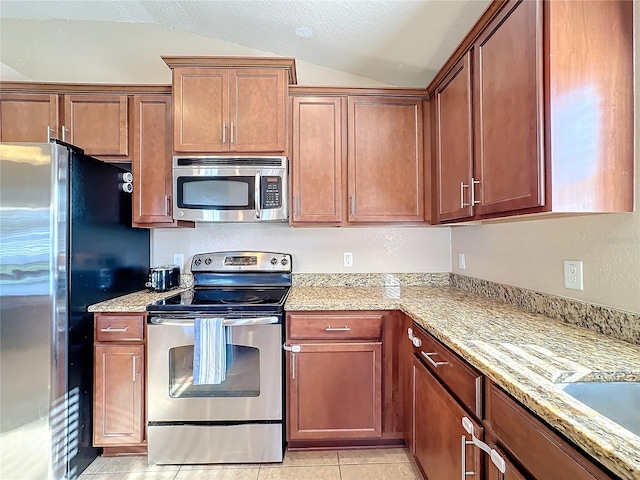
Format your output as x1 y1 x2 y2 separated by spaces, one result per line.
148 287 290 313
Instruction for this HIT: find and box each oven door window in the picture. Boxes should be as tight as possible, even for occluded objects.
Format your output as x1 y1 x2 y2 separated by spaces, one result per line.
168 343 260 397
176 176 255 210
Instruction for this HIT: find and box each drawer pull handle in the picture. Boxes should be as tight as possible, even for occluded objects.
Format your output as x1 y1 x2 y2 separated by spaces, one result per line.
325 326 351 331
100 326 129 332
421 351 448 368
408 328 422 347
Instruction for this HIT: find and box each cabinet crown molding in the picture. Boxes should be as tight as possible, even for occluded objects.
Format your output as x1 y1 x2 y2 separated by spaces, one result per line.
161 56 297 85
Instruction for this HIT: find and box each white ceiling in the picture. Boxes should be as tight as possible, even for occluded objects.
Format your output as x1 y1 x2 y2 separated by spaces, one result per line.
0 0 492 87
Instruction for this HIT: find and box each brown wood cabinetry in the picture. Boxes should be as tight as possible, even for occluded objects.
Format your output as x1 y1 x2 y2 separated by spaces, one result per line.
164 57 295 154
485 380 613 480
348 96 424 223
289 88 427 225
0 93 59 142
285 311 405 448
93 313 146 451
131 94 191 228
290 95 346 224
430 0 633 223
412 355 483 479
63 94 131 161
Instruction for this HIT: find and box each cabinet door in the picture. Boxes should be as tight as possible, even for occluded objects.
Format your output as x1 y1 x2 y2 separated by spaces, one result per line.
473 0 543 215
348 96 424 222
93 344 144 446
291 96 346 224
0 93 59 142
63 94 131 160
486 443 529 480
172 67 229 152
132 95 174 225
434 52 474 222
413 356 482 480
288 342 382 441
231 68 286 153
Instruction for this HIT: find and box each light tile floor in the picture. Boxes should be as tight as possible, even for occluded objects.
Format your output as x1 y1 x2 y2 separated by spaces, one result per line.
78 448 421 480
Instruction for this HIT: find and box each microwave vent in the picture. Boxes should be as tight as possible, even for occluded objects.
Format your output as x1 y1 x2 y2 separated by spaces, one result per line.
176 157 285 167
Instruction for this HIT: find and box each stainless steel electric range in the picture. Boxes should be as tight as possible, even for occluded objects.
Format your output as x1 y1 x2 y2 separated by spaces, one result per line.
146 251 291 465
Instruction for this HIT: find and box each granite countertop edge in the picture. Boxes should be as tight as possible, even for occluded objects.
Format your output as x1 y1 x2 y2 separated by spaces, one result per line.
88 285 640 478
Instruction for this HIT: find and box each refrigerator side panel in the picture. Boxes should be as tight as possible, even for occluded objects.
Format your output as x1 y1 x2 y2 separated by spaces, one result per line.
0 143 69 480
68 153 149 475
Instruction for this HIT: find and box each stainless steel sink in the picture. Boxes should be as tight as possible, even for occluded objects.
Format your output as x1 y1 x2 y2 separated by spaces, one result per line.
558 382 640 437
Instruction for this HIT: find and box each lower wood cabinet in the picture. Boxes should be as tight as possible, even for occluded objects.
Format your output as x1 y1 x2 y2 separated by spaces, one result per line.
412 354 483 479
93 313 146 451
288 342 382 441
285 311 406 448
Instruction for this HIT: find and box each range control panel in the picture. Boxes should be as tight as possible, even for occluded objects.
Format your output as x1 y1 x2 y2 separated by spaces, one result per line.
191 251 292 273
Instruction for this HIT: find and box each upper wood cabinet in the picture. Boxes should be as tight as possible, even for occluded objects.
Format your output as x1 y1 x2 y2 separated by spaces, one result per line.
0 93 59 142
289 88 427 226
291 96 346 224
348 96 424 223
164 57 296 154
63 94 131 161
429 0 634 223
434 52 474 222
131 94 192 228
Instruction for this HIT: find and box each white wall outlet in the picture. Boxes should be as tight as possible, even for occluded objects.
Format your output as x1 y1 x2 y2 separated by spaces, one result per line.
564 260 583 290
173 253 184 270
458 253 466 270
344 252 353 267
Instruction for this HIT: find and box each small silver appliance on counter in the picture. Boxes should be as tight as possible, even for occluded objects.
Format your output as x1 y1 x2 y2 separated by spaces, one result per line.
146 265 180 292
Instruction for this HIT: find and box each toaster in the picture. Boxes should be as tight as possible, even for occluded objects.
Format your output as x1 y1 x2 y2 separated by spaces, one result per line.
146 265 180 292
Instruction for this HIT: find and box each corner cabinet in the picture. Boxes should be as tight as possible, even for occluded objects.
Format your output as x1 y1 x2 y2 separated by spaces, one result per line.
93 313 146 453
163 56 296 154
430 0 634 223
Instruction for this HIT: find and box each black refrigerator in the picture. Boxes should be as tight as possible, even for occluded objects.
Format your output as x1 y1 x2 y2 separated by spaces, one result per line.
0 140 150 479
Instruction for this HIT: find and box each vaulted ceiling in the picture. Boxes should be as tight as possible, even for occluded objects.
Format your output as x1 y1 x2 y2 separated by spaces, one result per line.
0 0 491 87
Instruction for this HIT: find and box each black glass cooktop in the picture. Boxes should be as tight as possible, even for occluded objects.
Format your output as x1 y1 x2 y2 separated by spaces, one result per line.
147 287 289 313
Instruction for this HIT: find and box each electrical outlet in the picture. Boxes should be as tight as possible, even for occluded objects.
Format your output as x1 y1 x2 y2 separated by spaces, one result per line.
173 253 184 270
344 252 353 267
564 260 583 290
458 253 466 270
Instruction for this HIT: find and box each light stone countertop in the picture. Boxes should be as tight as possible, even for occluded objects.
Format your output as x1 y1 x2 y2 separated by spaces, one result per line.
89 284 640 478
286 285 640 480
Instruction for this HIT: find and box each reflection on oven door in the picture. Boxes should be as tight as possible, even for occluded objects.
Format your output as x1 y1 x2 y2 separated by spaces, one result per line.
147 322 282 422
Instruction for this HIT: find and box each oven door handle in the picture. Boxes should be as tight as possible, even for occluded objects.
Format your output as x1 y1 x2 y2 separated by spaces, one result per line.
149 316 279 326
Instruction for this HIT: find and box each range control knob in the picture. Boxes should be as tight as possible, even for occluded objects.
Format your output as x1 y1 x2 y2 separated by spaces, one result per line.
194 258 202 266
204 257 212 265
281 257 289 266
270 257 278 265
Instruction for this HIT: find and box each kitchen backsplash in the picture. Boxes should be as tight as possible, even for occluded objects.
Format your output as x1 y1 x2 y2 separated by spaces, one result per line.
292 272 450 287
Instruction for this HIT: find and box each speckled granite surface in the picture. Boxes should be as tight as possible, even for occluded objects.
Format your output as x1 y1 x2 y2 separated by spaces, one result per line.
286 285 640 479
87 287 190 312
451 274 640 347
88 274 640 478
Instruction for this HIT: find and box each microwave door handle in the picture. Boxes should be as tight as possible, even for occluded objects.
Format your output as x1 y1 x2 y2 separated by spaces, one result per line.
255 173 261 219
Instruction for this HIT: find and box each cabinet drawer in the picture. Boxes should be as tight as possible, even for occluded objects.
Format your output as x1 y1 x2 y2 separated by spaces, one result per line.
288 313 382 340
95 314 145 342
486 381 610 480
410 324 482 417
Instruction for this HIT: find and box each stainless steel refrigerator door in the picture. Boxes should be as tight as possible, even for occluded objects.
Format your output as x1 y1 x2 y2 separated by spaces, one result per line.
0 143 69 480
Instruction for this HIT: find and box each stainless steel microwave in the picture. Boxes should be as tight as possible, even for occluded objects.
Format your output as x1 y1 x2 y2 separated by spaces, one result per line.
172 156 288 222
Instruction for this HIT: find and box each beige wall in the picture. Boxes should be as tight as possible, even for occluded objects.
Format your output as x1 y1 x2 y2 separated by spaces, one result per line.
450 5 639 314
152 224 452 274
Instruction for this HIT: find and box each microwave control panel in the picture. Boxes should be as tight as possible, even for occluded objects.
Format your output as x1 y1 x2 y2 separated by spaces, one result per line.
261 177 282 209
